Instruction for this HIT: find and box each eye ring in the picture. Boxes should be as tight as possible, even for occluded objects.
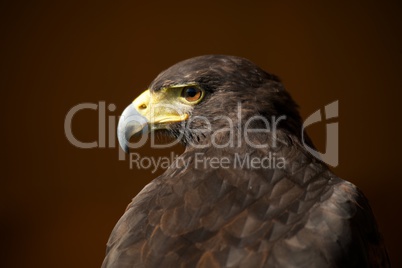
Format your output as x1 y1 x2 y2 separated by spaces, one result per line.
181 86 203 103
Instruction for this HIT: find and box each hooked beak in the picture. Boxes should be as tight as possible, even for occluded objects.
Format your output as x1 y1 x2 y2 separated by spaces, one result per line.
117 89 189 153
117 103 148 153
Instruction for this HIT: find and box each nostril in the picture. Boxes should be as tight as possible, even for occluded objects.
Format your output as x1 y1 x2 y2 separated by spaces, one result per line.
138 104 147 110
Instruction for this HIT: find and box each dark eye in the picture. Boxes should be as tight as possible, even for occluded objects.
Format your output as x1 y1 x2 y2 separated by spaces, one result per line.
181 86 202 102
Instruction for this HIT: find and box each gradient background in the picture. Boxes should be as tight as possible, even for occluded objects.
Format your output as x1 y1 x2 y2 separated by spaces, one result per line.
1 1 401 267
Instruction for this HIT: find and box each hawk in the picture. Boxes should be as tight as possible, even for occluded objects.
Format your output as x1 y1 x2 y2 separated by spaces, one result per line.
103 55 390 267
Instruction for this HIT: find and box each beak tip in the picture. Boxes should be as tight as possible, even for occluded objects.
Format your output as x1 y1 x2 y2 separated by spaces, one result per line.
117 104 149 154
117 130 130 154
122 145 130 154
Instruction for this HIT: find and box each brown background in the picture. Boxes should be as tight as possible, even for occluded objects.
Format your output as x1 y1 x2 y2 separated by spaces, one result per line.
1 1 401 267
